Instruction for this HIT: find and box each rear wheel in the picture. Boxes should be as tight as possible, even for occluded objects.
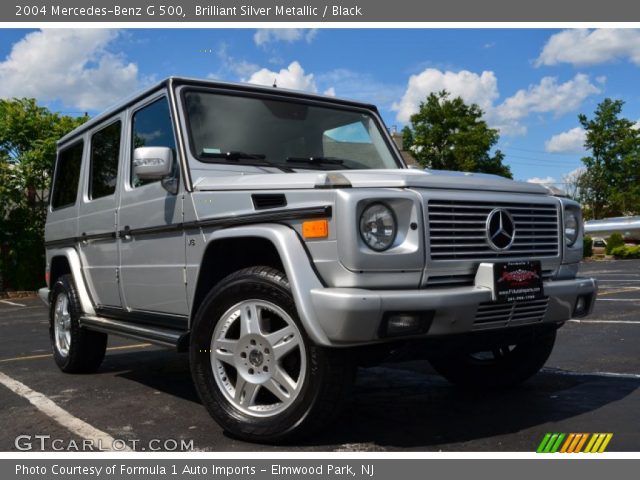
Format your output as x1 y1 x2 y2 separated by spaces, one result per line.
190 266 355 443
429 329 556 388
49 274 107 373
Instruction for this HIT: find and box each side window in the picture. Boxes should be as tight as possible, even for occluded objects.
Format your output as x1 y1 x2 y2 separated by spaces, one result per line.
90 121 121 200
131 97 177 187
51 141 83 210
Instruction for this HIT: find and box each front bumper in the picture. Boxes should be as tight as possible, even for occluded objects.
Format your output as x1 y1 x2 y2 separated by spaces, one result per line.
310 277 597 344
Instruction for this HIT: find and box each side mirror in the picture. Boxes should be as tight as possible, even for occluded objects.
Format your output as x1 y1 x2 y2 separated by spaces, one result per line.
133 147 173 180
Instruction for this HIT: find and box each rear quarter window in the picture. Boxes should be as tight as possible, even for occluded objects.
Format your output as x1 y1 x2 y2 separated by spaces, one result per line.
51 141 83 210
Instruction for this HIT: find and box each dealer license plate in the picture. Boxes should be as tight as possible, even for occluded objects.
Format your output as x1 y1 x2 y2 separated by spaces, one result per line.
493 261 544 303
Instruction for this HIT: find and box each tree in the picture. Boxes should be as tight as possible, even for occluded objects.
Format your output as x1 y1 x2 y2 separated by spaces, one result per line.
561 168 585 202
403 90 512 178
578 98 640 219
0 98 88 290
401 125 414 151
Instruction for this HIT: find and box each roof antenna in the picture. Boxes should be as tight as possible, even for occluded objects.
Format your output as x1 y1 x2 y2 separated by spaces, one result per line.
273 78 277 88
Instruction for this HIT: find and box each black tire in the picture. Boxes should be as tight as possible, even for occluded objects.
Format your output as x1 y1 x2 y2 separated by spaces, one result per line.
429 329 556 389
190 266 355 443
49 274 107 373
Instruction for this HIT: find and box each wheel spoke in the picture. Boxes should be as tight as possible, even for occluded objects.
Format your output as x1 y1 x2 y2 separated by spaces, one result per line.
240 303 262 336
213 338 237 364
271 366 297 396
267 326 299 360
234 377 260 407
264 378 290 403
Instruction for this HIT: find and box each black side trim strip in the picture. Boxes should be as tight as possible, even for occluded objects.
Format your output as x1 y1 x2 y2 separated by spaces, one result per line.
45 205 332 246
81 315 186 349
121 205 332 238
96 306 189 331
44 238 78 248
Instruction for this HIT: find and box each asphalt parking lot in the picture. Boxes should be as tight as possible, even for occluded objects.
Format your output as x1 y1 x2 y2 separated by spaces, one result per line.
1 260 638 452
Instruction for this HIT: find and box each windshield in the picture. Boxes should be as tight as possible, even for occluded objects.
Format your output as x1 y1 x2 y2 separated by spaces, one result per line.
183 90 400 170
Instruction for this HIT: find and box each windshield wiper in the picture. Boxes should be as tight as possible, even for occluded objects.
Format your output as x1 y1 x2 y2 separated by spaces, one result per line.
200 151 294 173
285 156 351 169
201 151 266 161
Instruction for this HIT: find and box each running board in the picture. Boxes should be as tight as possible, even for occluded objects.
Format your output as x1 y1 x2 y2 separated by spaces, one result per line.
80 315 189 351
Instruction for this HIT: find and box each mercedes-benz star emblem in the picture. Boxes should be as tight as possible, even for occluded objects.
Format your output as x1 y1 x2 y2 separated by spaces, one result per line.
486 208 516 251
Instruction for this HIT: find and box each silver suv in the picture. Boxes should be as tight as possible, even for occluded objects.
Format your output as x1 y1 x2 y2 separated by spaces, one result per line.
40 77 597 442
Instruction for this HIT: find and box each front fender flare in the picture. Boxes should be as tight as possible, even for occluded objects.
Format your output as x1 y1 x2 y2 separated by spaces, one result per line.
199 224 330 346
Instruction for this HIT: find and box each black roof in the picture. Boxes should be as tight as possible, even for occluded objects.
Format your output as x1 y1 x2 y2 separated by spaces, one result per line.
58 76 379 145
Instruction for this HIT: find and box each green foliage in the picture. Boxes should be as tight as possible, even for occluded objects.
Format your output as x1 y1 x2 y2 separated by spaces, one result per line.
578 98 640 219
401 125 414 151
583 235 593 258
0 98 88 291
605 233 625 255
403 90 512 178
611 245 640 259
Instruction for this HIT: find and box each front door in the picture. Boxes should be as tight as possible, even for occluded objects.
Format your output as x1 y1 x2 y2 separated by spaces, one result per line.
117 93 188 322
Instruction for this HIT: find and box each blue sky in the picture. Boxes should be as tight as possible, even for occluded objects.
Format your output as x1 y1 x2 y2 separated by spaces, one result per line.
1 28 639 185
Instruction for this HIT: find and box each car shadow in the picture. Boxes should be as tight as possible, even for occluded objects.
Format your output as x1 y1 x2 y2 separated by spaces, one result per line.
98 350 639 450
306 364 639 449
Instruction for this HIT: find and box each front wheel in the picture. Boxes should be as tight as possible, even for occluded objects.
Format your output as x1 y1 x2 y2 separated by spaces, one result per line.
429 329 557 389
190 266 355 443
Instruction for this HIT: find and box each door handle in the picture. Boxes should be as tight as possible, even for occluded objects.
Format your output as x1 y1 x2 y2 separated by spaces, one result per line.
81 232 88 246
122 225 131 240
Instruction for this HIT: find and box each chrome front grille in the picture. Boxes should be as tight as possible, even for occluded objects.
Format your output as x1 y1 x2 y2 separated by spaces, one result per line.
474 297 549 329
426 270 555 288
428 200 559 260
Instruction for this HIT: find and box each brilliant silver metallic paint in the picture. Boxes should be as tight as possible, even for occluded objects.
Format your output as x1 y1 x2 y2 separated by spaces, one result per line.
42 78 596 350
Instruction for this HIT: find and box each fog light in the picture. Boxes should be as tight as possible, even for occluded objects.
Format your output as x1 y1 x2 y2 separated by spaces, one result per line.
573 295 591 317
380 312 433 338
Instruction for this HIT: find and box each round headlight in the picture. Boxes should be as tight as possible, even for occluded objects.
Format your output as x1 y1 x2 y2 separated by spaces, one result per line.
564 209 579 246
359 203 397 251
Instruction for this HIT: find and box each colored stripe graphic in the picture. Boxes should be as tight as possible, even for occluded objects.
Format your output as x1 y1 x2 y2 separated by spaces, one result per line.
560 433 575 453
537 433 613 453
574 433 589 453
536 433 552 453
598 434 613 453
585 433 614 453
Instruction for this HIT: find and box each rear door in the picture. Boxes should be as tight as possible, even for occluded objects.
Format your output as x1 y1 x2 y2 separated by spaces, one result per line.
77 118 123 308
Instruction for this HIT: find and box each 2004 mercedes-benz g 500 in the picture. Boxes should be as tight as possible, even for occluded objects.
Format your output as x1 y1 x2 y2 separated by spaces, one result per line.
40 77 597 442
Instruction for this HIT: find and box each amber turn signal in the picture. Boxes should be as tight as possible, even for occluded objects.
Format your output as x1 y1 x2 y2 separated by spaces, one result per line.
302 220 329 239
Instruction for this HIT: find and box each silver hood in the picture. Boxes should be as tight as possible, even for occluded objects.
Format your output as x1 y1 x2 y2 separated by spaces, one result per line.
193 168 548 195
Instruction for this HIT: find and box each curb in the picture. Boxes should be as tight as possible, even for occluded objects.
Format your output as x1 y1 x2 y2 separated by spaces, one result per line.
0 291 38 299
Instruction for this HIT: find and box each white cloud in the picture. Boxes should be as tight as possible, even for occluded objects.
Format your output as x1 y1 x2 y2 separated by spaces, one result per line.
527 176 557 185
317 69 404 107
211 42 259 79
323 87 336 97
253 29 318 46
393 68 599 136
495 74 600 121
544 127 587 153
0 29 140 111
246 61 318 93
392 69 499 123
536 29 640 67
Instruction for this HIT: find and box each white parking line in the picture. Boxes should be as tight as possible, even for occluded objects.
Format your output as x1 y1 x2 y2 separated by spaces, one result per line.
596 299 640 302
543 368 640 380
569 319 639 324
598 280 640 283
0 300 26 307
0 371 131 451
